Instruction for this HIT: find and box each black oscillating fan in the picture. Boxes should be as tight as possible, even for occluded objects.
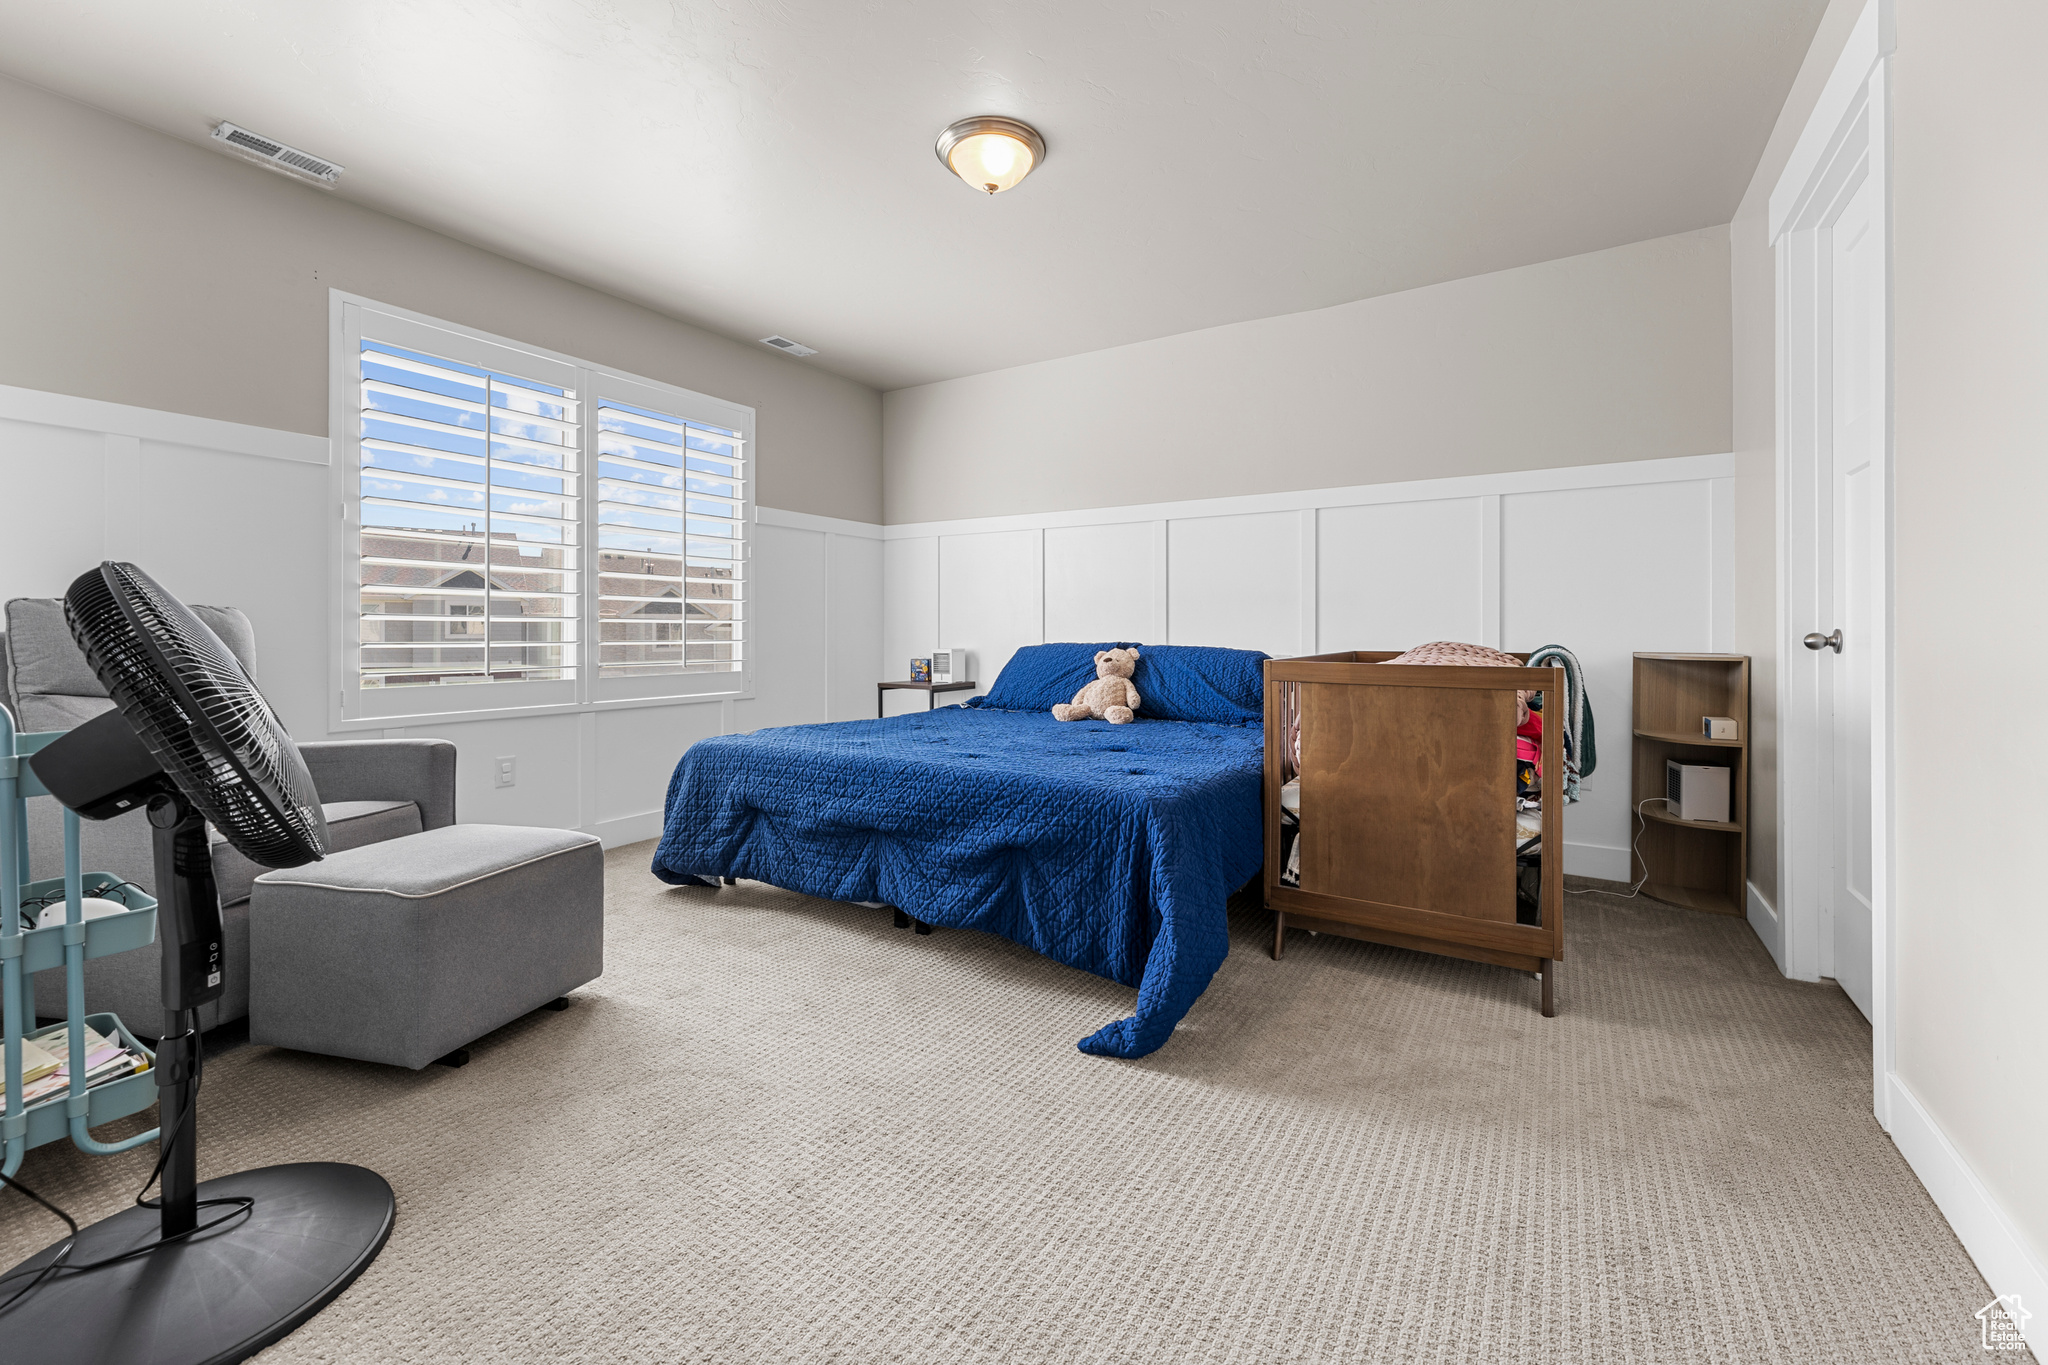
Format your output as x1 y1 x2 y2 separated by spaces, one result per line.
3 563 393 1365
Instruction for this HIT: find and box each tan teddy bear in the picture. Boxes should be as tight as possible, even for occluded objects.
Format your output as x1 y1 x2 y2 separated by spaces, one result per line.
1052 647 1143 724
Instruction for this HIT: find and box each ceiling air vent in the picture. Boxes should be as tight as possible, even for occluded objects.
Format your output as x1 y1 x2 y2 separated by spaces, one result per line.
210 121 344 184
759 335 818 357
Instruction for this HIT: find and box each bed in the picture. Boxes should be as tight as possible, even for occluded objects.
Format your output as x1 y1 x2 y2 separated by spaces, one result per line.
650 644 1268 1058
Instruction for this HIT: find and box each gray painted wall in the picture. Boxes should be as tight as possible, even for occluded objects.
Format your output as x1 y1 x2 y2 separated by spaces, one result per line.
1892 0 2048 1286
881 227 1732 526
1729 0 2048 1299
0 74 882 522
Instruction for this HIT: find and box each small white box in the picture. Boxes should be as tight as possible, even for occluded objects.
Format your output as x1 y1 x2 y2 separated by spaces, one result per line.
1665 760 1732 824
931 647 971 685
1702 716 1739 741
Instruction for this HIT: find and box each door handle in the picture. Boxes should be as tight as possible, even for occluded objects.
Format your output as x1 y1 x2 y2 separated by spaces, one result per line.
1803 629 1844 654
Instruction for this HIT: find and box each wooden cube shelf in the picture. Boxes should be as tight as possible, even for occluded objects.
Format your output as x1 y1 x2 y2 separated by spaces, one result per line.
1630 653 1750 916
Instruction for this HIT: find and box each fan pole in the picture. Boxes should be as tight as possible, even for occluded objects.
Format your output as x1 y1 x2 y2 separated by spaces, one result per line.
147 793 226 1238
155 1006 198 1235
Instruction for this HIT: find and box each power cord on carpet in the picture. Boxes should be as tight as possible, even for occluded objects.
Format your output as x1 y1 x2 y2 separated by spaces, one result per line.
0 1014 254 1315
1578 797 1673 901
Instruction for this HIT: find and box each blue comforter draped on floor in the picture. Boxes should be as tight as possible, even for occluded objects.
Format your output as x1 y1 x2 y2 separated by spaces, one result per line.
650 707 1265 1058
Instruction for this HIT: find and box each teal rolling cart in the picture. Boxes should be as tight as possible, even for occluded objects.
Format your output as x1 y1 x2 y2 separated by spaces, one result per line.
1 701 162 1181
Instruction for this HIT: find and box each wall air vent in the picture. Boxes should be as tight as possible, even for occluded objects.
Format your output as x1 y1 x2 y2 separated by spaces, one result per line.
210 121 344 184
758 335 818 357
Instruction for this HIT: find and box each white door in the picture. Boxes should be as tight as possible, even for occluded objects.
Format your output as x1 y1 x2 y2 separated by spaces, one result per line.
1819 174 1879 1021
1773 0 1891 1119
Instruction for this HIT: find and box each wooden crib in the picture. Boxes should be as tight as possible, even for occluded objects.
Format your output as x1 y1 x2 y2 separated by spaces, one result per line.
1263 651 1567 1015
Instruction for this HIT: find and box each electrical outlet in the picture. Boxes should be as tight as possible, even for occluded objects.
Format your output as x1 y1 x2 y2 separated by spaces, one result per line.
495 756 516 788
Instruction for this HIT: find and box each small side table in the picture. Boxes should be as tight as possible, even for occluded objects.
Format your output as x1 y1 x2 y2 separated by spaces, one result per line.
878 680 977 717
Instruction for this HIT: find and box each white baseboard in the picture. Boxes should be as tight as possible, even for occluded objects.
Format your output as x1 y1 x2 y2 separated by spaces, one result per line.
587 811 663 850
1886 1073 2047 1355
1746 881 1785 973
1562 840 1630 882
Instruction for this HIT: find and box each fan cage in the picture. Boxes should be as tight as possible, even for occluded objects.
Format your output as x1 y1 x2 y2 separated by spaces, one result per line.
66 565 327 868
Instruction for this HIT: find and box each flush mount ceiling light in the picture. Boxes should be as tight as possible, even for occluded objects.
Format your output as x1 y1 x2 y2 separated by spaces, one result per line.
934 116 1045 195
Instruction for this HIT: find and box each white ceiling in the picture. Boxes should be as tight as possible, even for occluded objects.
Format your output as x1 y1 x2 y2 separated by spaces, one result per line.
0 1 1826 392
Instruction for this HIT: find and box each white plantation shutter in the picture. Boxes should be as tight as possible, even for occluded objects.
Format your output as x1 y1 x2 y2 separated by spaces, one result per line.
337 298 754 723
589 373 751 702
355 338 581 693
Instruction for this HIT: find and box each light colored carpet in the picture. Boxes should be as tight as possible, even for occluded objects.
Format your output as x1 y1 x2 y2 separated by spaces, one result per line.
2 845 2022 1364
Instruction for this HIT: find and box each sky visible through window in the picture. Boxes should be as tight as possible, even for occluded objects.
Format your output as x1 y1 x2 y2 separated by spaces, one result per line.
593 393 745 677
356 338 745 688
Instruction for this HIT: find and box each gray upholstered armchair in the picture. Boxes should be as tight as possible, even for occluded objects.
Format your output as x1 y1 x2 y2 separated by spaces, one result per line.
2 597 456 1037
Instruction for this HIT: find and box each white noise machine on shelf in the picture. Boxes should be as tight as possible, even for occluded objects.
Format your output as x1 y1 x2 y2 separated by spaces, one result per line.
1665 760 1732 824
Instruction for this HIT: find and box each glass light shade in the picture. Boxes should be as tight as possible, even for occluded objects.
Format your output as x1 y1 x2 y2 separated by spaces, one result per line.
935 117 1046 195
948 133 1034 194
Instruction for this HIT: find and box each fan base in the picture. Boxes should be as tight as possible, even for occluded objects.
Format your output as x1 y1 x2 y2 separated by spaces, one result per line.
3 1162 393 1365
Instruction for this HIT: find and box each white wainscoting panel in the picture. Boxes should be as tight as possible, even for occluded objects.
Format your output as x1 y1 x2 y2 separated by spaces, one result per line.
828 532 884 722
593 702 726 828
1168 511 1307 657
0 420 104 592
882 453 1735 877
729 521 827 737
1317 497 1490 651
1 388 883 848
1500 478 1726 877
1044 521 1163 645
400 711 588 833
937 529 1043 706
880 536 938 717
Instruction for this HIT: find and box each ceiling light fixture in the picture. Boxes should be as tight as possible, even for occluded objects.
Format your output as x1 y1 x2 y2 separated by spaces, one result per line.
934 116 1045 195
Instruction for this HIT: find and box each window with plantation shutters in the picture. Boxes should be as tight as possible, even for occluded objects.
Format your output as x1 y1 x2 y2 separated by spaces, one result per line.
334 296 755 725
594 398 745 678
355 341 581 692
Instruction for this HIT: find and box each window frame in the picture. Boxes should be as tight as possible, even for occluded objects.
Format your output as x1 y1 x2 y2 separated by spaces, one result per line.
328 292 756 732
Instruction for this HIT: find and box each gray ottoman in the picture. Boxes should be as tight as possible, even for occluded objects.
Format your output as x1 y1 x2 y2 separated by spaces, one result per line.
248 824 603 1069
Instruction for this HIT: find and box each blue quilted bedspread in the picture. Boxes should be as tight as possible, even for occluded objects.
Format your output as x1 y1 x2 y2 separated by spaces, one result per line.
650 707 1265 1057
